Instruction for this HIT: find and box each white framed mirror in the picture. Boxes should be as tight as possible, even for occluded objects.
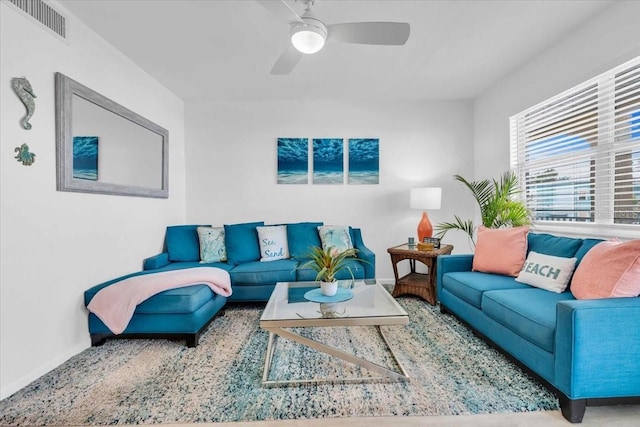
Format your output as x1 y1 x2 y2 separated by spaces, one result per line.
55 72 169 198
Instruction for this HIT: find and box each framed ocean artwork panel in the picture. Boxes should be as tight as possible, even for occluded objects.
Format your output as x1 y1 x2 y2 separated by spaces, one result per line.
313 138 344 184
277 137 309 184
72 136 99 181
348 138 379 184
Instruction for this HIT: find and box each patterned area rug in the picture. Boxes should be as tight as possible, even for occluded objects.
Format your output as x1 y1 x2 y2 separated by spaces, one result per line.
0 297 559 425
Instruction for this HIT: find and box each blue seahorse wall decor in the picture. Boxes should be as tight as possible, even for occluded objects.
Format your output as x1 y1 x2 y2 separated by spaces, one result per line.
14 143 35 166
11 77 36 130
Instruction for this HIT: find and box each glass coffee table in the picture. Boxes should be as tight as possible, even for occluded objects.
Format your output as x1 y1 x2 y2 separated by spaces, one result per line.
259 280 409 386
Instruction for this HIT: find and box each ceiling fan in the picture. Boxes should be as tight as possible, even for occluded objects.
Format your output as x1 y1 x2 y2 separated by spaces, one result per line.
258 0 410 75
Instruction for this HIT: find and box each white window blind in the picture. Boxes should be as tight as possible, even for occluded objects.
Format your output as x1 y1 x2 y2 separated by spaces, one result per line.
510 57 640 230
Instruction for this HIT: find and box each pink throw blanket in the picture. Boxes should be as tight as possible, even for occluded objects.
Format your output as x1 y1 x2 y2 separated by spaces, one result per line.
87 267 232 335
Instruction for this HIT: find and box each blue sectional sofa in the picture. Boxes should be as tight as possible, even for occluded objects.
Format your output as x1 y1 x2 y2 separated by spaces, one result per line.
436 232 640 423
84 222 375 347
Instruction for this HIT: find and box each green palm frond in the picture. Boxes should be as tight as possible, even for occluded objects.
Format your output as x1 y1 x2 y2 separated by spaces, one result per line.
438 171 531 245
454 175 493 211
435 216 475 243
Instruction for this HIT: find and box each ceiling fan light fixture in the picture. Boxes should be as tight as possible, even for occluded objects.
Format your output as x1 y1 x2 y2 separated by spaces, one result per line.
290 19 327 54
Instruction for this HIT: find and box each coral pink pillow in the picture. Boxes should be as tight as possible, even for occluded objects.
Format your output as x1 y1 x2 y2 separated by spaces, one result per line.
571 240 640 299
472 226 530 277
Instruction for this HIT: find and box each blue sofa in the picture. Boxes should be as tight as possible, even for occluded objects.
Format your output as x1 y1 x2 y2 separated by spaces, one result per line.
436 232 640 423
84 222 375 347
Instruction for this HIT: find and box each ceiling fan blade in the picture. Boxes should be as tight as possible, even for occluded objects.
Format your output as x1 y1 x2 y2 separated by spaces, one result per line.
255 0 303 23
270 45 303 75
327 22 410 45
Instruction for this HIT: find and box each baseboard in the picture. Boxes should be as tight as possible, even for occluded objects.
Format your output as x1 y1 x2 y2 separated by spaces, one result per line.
1 341 88 400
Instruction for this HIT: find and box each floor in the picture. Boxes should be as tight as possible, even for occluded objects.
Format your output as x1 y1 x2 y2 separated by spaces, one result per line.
153 405 640 427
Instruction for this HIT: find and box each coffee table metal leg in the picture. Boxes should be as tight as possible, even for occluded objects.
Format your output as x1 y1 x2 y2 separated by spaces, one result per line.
262 331 277 384
377 326 410 379
261 326 409 386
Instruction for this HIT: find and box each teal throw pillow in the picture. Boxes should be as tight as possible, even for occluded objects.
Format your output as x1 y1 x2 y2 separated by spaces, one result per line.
287 222 323 259
224 221 264 265
527 233 583 258
573 238 604 267
166 225 206 262
197 226 227 263
257 225 290 262
318 225 353 256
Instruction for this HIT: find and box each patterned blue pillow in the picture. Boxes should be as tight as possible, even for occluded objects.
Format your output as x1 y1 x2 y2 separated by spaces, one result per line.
197 226 227 263
317 225 353 255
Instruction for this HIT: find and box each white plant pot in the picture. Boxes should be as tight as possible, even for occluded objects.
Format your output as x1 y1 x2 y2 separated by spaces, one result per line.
320 281 338 296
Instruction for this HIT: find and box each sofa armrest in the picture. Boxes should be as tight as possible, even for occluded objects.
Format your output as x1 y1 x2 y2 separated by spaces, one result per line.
351 228 375 279
436 254 473 298
143 252 170 270
555 298 640 399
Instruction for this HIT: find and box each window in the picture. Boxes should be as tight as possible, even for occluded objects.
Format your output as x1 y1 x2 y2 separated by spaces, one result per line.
510 57 640 232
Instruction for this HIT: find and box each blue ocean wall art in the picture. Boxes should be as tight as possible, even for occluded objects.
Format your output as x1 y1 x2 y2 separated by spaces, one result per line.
277 137 308 184
313 138 344 184
348 138 379 184
73 136 99 180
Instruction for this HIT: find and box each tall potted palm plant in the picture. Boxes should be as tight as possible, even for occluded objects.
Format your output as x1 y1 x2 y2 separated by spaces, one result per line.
436 171 532 246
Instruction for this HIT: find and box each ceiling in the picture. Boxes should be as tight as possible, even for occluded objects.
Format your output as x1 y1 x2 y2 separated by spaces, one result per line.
58 0 612 103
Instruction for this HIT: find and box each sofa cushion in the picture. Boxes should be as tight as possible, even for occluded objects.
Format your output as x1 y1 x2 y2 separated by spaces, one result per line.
441 271 529 309
224 221 264 265
229 259 297 285
257 225 290 262
135 285 216 314
295 262 320 281
527 233 583 258
571 240 640 300
472 226 529 276
482 288 575 352
287 222 324 259
296 257 366 281
515 251 577 293
166 225 206 262
197 226 227 263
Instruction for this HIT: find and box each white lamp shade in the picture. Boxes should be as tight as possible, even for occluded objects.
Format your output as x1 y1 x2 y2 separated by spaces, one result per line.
410 187 442 210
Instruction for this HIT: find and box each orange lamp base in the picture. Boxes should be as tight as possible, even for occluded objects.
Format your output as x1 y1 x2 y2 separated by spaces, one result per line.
417 211 433 242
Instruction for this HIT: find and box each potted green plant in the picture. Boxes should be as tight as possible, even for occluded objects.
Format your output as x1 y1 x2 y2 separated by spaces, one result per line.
436 171 532 246
302 246 367 296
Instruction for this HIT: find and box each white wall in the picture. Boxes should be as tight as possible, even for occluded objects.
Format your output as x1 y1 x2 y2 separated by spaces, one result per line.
7 0 630 403
474 0 640 180
185 99 476 280
0 1 186 399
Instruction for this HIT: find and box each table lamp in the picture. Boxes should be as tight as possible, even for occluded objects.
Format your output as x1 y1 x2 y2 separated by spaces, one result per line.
410 187 442 242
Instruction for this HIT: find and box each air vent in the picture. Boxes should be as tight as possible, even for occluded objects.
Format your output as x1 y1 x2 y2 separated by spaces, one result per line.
7 0 67 40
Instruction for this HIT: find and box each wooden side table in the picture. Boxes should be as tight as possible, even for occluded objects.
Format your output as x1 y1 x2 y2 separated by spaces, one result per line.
387 243 454 305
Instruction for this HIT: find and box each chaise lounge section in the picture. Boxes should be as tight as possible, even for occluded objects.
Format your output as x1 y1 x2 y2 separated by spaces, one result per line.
84 270 228 347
